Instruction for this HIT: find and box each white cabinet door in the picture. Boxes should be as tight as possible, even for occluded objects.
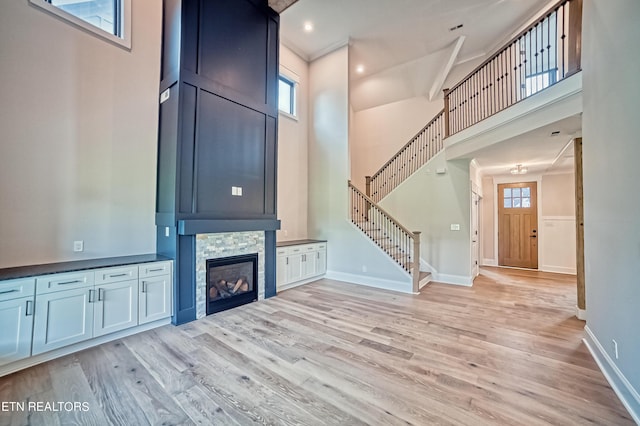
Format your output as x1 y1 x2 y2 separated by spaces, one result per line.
276 253 288 289
0 297 34 367
301 252 317 278
287 253 303 283
139 275 172 325
316 248 327 275
32 287 93 355
94 280 139 337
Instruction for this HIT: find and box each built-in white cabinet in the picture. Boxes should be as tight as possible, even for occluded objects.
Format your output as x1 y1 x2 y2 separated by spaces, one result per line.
0 279 35 367
1 259 172 373
139 263 172 325
277 241 327 292
32 271 95 355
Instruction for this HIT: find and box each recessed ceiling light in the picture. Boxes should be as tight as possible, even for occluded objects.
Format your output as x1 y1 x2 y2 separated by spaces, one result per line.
356 65 365 74
303 22 313 32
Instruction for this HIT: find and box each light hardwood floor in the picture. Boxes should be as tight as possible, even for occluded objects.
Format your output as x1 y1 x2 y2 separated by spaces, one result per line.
0 267 634 425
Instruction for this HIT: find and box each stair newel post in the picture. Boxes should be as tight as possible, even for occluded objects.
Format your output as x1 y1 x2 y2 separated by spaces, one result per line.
443 88 451 138
412 231 421 293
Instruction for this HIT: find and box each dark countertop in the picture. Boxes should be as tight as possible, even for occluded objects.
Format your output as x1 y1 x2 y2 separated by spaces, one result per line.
0 254 172 282
276 239 326 247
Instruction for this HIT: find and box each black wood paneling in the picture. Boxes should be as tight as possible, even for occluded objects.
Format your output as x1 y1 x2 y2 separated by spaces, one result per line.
199 0 268 105
194 91 266 216
157 0 279 325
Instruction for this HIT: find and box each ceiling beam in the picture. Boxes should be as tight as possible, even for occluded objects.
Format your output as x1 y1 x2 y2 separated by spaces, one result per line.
428 35 466 101
268 0 299 13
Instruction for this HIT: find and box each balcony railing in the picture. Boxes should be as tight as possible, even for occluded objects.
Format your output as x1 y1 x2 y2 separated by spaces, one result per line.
444 0 582 136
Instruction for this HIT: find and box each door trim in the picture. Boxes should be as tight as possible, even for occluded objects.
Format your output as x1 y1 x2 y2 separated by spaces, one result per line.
492 174 543 269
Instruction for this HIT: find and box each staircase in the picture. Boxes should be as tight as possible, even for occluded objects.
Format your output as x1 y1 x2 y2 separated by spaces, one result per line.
348 182 428 292
347 0 582 291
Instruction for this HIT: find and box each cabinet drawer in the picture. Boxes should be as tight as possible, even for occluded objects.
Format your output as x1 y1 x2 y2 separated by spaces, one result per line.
0 278 35 302
95 265 138 285
36 272 94 295
288 247 303 254
139 261 171 278
304 244 317 252
276 248 288 256
316 243 326 250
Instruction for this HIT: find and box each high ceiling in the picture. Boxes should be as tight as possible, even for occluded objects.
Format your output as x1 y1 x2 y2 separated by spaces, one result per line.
278 0 580 175
281 0 549 78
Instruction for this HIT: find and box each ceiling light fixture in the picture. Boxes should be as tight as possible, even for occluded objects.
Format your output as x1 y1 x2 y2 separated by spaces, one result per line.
303 22 313 32
356 64 365 74
510 164 528 175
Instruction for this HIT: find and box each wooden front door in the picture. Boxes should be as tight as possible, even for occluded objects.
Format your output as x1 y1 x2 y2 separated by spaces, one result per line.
498 182 538 269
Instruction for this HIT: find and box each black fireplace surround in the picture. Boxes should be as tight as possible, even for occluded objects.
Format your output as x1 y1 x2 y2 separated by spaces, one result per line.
206 253 258 315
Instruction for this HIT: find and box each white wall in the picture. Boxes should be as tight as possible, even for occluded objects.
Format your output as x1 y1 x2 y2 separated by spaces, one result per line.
0 1 162 268
540 173 576 274
380 153 472 285
308 46 411 292
277 45 309 242
582 0 640 419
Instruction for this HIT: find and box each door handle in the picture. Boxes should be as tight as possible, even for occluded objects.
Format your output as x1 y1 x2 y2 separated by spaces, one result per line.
530 235 537 238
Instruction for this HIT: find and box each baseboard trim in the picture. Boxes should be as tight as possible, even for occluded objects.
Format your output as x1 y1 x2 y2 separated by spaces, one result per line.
541 265 577 275
325 270 412 294
583 326 640 424
0 317 172 378
575 306 587 321
432 273 473 287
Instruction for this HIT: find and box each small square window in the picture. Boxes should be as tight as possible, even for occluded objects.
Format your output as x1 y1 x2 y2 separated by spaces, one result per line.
278 76 296 117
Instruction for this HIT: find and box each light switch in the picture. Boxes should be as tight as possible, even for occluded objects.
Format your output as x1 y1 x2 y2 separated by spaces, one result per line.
450 224 460 231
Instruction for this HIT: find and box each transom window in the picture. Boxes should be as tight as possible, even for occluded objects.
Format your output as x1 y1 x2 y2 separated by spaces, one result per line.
504 187 531 208
30 0 131 49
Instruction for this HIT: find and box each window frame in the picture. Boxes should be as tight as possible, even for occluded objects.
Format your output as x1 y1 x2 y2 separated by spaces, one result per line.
278 67 299 120
29 0 132 50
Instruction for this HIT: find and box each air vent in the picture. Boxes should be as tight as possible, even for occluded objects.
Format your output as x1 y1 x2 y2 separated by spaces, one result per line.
551 131 561 136
449 24 463 31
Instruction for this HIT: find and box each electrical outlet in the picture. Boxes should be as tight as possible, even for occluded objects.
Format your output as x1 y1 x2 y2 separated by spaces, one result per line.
450 224 461 231
612 340 619 359
165 227 170 237
73 240 84 252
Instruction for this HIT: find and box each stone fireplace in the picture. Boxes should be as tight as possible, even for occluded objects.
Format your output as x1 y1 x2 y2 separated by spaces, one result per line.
195 231 265 319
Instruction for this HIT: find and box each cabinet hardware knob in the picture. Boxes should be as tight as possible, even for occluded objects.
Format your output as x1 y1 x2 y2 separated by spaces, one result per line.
88 289 95 303
98 288 105 301
0 289 19 295
148 268 163 272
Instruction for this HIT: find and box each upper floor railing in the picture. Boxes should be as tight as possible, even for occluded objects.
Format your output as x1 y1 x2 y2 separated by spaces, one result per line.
444 0 582 136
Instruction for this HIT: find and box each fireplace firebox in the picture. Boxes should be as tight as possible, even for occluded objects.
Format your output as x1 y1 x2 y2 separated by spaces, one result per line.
206 254 258 315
